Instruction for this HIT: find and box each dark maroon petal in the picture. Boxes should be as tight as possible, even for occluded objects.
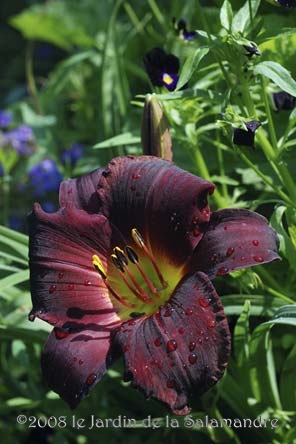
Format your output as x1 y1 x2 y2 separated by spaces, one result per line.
59 168 103 212
97 156 215 266
29 203 120 327
188 209 280 279
112 272 230 415
41 328 113 408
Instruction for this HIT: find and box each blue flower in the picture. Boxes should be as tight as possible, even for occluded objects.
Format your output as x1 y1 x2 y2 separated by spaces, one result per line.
29 159 63 197
5 125 34 155
61 143 84 167
0 110 13 128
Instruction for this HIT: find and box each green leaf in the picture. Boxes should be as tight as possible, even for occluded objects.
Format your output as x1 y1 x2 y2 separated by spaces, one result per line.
176 47 209 91
233 300 251 364
0 270 29 296
280 342 296 410
232 0 260 34
254 61 296 96
270 206 296 270
248 305 296 409
220 0 233 31
93 132 140 149
9 2 94 50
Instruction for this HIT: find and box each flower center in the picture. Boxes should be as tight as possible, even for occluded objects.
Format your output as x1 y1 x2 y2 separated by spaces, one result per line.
92 228 181 321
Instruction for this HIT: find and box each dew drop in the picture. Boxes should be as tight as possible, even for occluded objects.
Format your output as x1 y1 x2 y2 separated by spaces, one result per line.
85 373 97 385
223 225 228 230
84 280 92 286
167 339 177 352
240 256 246 261
151 359 162 369
192 216 199 225
198 297 210 308
185 308 193 316
207 319 216 328
253 255 264 263
54 327 69 340
193 228 201 237
132 173 141 180
189 341 196 351
49 285 57 294
252 240 259 246
217 266 229 276
67 284 75 290
178 327 185 334
58 272 64 279
79 359 84 365
163 308 171 317
154 337 162 347
226 247 234 257
198 338 203 344
166 379 175 389
188 353 197 365
210 254 217 263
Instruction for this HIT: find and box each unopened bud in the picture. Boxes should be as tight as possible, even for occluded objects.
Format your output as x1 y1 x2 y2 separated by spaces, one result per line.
141 94 172 160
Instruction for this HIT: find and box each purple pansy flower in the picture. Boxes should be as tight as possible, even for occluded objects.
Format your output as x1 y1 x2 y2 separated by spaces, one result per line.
233 120 261 149
172 18 198 41
29 159 63 197
28 155 279 415
273 91 296 111
143 48 180 91
5 125 34 155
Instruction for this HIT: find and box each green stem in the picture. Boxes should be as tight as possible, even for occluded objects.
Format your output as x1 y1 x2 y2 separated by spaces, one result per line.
25 41 42 114
263 284 295 305
260 76 278 153
216 134 229 204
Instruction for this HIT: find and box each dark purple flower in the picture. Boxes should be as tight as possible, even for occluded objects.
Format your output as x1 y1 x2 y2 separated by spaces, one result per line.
29 159 63 197
61 143 84 167
273 91 296 111
243 44 261 58
277 0 296 7
0 110 13 128
28 156 279 414
5 125 34 155
172 18 198 41
233 120 261 148
143 48 180 91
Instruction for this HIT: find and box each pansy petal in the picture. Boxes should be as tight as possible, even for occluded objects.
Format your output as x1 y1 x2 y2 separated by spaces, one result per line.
29 203 120 327
41 327 113 408
188 209 280 278
112 272 230 415
97 156 215 266
59 168 103 212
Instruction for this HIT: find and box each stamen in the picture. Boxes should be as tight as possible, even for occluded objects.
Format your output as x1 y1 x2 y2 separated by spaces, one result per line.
112 250 153 304
131 229 168 289
126 246 158 295
92 254 134 308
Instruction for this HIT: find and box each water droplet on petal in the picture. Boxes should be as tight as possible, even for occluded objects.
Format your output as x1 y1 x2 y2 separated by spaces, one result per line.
58 272 64 279
226 247 234 257
79 359 84 365
84 280 92 286
163 308 171 317
178 327 185 334
188 353 197 364
132 173 141 180
207 319 216 328
166 379 175 389
154 337 162 347
185 308 193 316
253 255 264 263
67 284 75 290
85 373 97 385
217 267 229 276
167 339 177 352
198 297 210 308
252 240 259 246
193 228 201 237
189 341 196 351
49 285 57 294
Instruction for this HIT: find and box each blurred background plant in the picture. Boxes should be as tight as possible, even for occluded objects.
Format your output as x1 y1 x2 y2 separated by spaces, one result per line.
1 0 296 443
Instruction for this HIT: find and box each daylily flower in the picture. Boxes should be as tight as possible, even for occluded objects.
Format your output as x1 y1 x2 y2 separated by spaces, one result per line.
28 155 279 415
233 120 261 149
143 47 180 91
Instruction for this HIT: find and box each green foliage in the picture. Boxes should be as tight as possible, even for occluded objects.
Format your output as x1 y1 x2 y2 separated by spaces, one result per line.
1 0 296 442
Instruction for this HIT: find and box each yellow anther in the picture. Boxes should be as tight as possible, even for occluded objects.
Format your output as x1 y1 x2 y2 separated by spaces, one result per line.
92 254 107 280
131 228 145 248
